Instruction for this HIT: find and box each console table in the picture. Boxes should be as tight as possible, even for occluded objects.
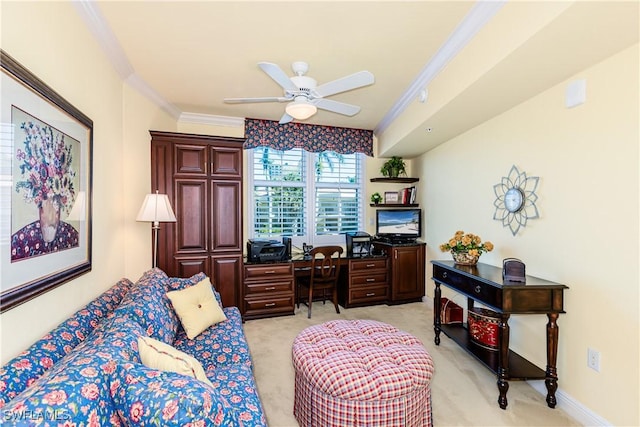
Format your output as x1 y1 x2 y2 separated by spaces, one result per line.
431 260 568 409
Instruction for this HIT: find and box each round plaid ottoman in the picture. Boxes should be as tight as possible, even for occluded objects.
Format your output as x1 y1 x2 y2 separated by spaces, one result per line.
292 319 435 427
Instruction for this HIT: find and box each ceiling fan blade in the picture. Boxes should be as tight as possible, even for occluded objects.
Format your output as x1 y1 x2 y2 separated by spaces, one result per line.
313 71 374 98
279 112 294 124
313 99 361 116
258 62 298 92
224 96 289 104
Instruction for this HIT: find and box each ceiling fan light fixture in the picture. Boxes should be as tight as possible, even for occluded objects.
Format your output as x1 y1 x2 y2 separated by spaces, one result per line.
285 98 317 120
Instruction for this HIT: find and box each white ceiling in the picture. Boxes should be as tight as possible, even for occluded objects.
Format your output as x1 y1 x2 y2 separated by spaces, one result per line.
79 1 638 158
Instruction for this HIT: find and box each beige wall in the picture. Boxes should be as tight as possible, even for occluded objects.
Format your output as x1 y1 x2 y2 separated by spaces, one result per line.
0 2 176 362
416 45 639 426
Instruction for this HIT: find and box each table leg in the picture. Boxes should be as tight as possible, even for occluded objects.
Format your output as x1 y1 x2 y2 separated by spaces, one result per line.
545 312 560 408
497 313 510 409
434 283 441 345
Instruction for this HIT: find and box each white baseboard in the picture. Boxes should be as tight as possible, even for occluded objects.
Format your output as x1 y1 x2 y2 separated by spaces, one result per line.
528 380 612 426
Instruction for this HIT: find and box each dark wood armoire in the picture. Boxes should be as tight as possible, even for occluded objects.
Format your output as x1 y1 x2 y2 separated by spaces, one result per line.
150 131 244 308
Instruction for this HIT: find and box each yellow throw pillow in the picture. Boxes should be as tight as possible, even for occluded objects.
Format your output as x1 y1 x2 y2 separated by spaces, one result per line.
137 336 213 387
166 277 227 339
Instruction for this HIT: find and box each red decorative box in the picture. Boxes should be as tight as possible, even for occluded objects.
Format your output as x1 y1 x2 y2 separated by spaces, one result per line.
468 307 500 350
440 298 463 324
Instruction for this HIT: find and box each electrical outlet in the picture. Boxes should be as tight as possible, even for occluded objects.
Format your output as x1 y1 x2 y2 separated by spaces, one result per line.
587 347 600 372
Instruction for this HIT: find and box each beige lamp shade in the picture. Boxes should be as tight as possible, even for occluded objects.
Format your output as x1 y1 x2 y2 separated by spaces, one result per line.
136 191 177 224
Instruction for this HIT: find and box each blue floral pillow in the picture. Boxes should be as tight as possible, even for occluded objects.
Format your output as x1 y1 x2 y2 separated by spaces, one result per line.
109 362 238 426
113 269 179 344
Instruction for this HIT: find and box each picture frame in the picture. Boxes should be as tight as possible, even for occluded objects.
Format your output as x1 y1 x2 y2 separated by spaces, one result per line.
1 50 93 312
384 191 399 204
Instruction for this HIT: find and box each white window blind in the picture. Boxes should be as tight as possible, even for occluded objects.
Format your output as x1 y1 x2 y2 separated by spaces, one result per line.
249 147 363 245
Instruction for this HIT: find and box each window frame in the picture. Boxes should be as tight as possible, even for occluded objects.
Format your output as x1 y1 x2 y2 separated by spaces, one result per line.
247 147 365 248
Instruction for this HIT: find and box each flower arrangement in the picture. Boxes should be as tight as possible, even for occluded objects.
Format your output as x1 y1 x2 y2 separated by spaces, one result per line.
15 121 76 215
440 230 494 257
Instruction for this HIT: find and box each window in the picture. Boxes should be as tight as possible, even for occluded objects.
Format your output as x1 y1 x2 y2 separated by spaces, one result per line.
248 147 363 246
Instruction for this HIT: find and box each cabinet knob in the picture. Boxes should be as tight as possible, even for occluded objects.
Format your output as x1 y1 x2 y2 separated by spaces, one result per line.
475 285 482 294
264 270 276 274
442 272 448 279
366 264 375 268
264 286 276 291
366 278 375 282
265 302 276 307
366 292 375 297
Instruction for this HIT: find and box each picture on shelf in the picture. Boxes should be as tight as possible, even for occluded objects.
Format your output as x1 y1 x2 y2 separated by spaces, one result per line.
384 191 399 204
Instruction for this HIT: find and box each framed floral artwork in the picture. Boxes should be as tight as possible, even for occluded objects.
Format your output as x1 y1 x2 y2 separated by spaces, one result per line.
1 50 93 312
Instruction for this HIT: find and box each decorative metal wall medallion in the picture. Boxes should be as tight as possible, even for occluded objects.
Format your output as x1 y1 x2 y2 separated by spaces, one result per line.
493 165 539 235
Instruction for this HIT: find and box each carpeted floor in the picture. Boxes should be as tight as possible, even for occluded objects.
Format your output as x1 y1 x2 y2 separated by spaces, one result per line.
243 301 579 427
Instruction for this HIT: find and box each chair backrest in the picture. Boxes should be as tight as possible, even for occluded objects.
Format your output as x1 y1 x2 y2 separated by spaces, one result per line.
310 246 343 285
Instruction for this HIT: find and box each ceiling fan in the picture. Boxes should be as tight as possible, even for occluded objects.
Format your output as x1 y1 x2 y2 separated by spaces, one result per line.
224 61 375 124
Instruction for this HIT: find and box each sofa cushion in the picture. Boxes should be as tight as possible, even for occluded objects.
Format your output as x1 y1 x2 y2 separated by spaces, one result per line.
166 272 224 307
138 336 213 387
173 306 252 371
109 362 238 426
0 277 134 408
206 363 268 426
112 268 179 344
166 277 227 339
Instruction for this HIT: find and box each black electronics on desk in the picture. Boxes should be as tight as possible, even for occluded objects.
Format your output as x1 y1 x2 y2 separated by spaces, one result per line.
247 238 289 263
346 231 372 257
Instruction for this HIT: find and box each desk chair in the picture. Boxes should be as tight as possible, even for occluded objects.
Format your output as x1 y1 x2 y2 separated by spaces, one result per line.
297 246 343 318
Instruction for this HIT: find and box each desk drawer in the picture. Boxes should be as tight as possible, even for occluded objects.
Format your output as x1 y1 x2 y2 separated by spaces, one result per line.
350 258 387 272
244 294 294 313
350 286 389 303
244 279 293 295
244 263 293 279
433 265 503 309
350 272 387 287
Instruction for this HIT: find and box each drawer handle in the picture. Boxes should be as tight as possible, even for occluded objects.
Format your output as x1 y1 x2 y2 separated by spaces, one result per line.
264 286 276 291
442 272 448 279
366 278 375 282
366 292 375 297
264 270 276 274
475 285 482 294
265 302 276 307
366 264 375 268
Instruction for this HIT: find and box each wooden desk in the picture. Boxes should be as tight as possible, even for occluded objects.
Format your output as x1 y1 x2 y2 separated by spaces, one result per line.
431 261 568 410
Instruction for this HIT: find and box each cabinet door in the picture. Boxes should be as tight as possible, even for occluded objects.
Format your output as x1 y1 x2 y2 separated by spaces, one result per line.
211 180 241 252
210 255 242 308
176 180 208 252
391 245 425 302
175 144 207 176
210 145 242 178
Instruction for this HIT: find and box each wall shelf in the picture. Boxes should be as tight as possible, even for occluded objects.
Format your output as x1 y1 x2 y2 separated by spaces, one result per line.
370 177 419 183
370 204 419 208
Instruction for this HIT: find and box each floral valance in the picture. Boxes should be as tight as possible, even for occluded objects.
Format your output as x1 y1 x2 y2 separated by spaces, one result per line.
244 118 373 156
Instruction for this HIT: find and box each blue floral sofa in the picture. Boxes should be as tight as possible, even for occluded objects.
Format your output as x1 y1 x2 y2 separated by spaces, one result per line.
0 268 267 426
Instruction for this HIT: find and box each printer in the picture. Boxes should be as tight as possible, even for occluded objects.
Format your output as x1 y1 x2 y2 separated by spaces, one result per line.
247 238 289 263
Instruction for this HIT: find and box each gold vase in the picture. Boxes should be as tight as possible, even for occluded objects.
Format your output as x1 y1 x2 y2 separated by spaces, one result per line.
451 250 479 266
39 199 60 243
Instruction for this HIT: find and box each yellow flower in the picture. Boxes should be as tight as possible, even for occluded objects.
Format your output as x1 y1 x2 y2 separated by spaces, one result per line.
440 230 495 254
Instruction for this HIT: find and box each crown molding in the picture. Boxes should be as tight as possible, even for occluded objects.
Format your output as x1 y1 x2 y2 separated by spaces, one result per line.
73 0 181 119
179 112 244 128
375 0 505 135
